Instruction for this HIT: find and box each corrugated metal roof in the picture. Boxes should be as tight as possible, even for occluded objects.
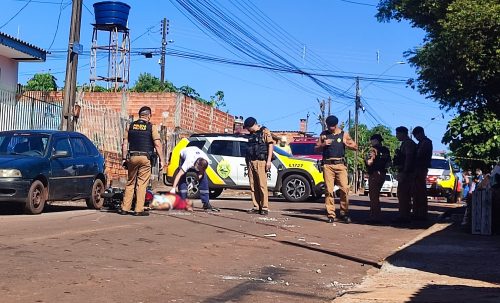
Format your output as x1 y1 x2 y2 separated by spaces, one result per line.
0 31 48 61
0 31 47 53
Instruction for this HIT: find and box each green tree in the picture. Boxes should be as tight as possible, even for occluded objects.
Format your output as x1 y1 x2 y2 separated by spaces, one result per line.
131 73 177 93
377 0 500 166
209 90 226 108
25 73 57 91
178 85 200 99
443 111 500 171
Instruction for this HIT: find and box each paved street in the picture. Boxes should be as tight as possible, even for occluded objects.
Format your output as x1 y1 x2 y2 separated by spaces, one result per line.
0 193 458 303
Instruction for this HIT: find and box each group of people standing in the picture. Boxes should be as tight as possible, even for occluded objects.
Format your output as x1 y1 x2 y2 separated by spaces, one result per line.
118 107 433 224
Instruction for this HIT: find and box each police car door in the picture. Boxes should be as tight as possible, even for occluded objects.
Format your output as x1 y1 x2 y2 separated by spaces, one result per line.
238 141 278 188
206 140 240 187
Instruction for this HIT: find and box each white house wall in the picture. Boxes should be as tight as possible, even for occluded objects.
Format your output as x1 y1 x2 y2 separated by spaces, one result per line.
0 55 18 89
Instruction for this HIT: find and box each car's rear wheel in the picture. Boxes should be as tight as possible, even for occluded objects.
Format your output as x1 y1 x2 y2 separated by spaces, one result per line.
24 180 46 215
209 188 223 199
185 171 200 199
282 174 311 202
86 179 105 209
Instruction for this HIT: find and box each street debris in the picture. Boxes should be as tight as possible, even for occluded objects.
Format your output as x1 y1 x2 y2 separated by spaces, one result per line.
316 269 322 274
264 233 277 237
307 242 321 246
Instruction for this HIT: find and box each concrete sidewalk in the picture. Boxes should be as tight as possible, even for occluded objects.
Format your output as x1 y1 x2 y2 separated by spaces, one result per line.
334 215 500 303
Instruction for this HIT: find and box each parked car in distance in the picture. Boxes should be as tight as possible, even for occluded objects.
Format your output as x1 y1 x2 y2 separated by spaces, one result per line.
363 173 397 197
0 130 106 214
289 137 322 161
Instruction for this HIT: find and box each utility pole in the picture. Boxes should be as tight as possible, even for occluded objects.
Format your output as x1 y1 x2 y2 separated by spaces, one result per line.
61 0 82 131
317 98 326 131
327 96 331 116
354 77 361 193
160 18 168 84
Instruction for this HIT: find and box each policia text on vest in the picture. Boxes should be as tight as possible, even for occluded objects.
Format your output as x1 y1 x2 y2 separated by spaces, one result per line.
315 115 358 224
120 106 166 216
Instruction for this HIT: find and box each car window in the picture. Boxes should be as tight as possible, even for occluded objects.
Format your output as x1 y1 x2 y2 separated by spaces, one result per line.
431 159 449 170
187 140 206 150
209 140 236 156
239 141 248 158
290 143 321 156
274 146 292 157
84 138 100 156
0 133 49 156
385 174 392 181
54 138 72 156
71 137 89 157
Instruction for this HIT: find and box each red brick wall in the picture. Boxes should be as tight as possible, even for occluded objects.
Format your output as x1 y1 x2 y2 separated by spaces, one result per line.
47 91 234 184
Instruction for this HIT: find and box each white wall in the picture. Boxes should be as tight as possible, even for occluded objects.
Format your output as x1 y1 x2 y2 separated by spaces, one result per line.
0 56 18 89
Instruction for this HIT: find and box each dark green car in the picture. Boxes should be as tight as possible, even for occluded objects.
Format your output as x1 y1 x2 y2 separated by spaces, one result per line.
0 130 106 214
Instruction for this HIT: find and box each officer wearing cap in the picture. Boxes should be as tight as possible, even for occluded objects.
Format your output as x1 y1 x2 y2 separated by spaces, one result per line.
120 106 166 216
365 133 391 223
315 115 358 224
393 126 417 223
244 117 274 215
412 126 433 220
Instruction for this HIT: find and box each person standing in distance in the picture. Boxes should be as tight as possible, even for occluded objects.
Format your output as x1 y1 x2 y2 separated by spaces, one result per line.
169 146 219 211
365 134 391 223
315 115 358 224
244 117 274 215
392 126 417 224
412 126 433 220
121 106 166 216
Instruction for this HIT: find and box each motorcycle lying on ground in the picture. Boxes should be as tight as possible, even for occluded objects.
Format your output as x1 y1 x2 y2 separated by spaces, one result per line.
102 187 155 211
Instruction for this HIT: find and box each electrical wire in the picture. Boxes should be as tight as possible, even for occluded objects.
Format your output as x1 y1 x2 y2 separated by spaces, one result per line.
0 0 33 30
47 0 65 50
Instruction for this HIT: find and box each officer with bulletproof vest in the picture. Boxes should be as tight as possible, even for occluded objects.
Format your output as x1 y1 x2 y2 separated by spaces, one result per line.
120 106 166 216
393 126 417 224
412 126 433 220
244 117 274 215
315 115 358 224
365 134 391 223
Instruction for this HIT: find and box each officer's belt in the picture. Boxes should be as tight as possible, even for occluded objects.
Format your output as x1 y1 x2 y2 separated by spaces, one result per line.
129 151 150 157
323 158 345 165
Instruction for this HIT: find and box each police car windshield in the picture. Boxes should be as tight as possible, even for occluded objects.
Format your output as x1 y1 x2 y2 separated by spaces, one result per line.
274 146 292 157
289 143 321 156
431 159 449 170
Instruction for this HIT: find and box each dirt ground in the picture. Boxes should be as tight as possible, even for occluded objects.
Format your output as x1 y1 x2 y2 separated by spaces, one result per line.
0 192 459 303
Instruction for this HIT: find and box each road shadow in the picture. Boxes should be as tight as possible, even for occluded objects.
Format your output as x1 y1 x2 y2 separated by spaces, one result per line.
200 266 331 303
407 284 500 303
387 222 500 285
0 201 89 216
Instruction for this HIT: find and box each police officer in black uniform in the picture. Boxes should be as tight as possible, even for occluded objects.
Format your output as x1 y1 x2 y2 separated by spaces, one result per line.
244 117 274 215
120 106 166 216
315 115 358 224
365 134 391 223
393 126 417 223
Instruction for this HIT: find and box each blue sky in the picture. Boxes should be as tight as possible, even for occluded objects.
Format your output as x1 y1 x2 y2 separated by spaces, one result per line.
4 0 451 149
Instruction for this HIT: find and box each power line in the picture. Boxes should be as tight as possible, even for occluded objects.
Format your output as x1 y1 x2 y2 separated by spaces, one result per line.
47 0 66 50
0 0 33 30
338 0 377 7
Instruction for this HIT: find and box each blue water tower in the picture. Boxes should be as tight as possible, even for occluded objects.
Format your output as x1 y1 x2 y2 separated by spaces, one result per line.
90 1 131 91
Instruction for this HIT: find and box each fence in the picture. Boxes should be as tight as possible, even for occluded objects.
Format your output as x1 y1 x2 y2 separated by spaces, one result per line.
0 86 62 131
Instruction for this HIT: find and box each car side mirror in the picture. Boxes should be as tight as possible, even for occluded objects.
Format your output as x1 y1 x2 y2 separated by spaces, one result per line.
52 150 69 158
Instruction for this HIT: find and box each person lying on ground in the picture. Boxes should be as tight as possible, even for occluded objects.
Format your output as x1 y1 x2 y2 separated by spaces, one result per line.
149 193 193 211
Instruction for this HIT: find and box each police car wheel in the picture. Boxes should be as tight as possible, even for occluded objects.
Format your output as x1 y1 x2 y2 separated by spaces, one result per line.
282 174 311 202
185 172 200 199
209 188 223 199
